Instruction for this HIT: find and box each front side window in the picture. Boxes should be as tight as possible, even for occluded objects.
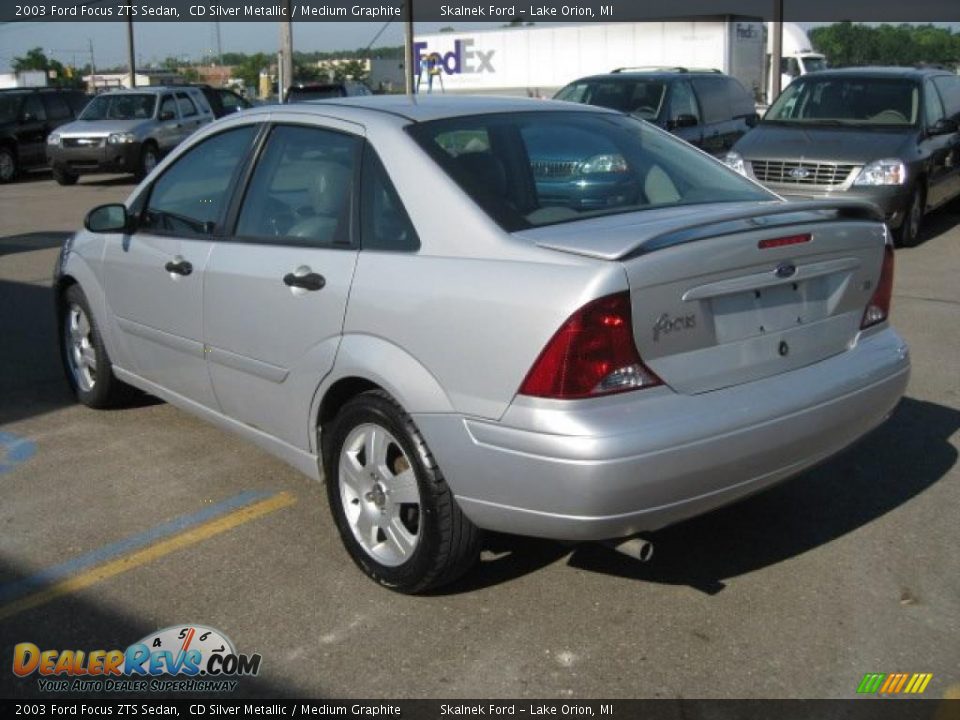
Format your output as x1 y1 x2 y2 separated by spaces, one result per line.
176 92 198 118
932 75 960 117
554 79 666 120
159 95 177 120
668 81 700 124
43 93 71 120
219 91 243 112
235 124 359 246
765 77 919 126
80 93 156 121
923 80 945 127
408 111 772 232
141 125 257 237
22 94 46 121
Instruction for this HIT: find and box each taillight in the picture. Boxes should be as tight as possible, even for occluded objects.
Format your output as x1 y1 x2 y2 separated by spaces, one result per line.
861 244 895 329
519 292 662 399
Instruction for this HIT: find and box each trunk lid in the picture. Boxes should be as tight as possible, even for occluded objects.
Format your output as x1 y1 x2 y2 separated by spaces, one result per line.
518 200 887 394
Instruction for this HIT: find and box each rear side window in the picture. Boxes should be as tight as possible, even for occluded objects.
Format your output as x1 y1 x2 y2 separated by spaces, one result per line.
43 93 72 120
141 126 257 237
159 95 177 119
235 124 359 247
555 79 666 120
360 144 419 252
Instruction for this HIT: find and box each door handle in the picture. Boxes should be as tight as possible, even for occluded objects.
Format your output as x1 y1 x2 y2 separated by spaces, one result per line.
283 271 325 291
164 258 193 276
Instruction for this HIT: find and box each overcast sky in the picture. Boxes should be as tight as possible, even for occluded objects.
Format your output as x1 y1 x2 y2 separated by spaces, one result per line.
1 20 958 73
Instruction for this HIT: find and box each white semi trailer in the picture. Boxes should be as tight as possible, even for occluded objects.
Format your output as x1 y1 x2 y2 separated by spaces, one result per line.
413 19 823 104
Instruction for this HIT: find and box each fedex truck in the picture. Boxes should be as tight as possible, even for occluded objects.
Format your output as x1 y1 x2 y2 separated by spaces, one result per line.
414 20 823 104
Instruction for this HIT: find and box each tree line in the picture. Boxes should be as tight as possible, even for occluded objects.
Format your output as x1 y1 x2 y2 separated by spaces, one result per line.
810 22 960 68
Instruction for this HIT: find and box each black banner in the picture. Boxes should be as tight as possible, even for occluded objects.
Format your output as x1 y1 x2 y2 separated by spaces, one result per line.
2 0 960 23
2 700 960 719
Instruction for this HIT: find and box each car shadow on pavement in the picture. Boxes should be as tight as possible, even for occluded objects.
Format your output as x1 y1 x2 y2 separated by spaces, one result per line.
0 277 159 426
910 198 960 247
0 231 71 257
0 560 306 698
565 396 959 594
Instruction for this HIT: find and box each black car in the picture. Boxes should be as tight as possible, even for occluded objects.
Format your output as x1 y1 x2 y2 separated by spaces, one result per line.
553 68 759 156
187 84 252 118
284 81 373 104
0 87 90 183
727 67 960 247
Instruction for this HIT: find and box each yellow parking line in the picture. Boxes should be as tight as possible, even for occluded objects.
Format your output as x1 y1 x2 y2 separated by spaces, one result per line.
0 491 296 622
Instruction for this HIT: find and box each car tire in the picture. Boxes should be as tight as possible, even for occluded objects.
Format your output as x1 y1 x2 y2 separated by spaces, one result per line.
895 184 925 248
135 143 159 181
60 284 136 409
53 168 79 186
324 389 481 593
0 145 17 184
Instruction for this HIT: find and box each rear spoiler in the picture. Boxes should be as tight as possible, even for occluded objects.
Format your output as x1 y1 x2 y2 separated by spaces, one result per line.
527 199 883 261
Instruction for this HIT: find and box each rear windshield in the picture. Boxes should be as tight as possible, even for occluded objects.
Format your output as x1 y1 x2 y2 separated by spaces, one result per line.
286 87 344 102
766 77 919 127
554 79 666 120
80 93 157 121
407 111 772 231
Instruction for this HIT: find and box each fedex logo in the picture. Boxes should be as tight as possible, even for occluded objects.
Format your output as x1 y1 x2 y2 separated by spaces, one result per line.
414 40 496 75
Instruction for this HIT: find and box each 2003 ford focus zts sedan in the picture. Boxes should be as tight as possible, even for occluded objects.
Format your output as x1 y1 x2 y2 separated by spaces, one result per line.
55 96 910 592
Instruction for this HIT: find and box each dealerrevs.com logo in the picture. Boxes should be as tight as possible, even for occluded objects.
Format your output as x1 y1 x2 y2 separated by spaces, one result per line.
13 625 261 693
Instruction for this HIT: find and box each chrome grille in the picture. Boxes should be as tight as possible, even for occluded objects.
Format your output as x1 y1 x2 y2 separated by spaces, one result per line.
531 159 580 179
63 137 105 148
750 159 857 187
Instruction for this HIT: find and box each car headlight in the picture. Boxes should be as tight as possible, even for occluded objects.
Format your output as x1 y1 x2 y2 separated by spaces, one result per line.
853 158 906 186
107 133 137 144
47 133 60 146
724 151 746 175
579 154 628 174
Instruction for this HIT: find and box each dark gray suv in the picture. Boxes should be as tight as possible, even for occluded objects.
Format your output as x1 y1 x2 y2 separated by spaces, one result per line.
554 68 759 156
727 67 960 247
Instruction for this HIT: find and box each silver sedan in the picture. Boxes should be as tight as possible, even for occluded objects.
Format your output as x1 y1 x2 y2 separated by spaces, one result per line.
55 96 910 592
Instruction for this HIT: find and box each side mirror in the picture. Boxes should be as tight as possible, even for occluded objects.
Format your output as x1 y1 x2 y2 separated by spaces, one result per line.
85 204 130 234
928 117 958 136
159 110 176 121
672 114 699 129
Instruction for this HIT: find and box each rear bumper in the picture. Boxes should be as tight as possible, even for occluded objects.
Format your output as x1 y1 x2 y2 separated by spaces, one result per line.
48 142 141 174
414 327 910 541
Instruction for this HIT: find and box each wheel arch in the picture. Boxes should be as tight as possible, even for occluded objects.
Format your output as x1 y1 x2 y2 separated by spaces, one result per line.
311 334 455 457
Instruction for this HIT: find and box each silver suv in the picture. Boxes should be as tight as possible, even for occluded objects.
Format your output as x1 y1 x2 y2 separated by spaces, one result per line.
47 86 213 184
55 97 909 592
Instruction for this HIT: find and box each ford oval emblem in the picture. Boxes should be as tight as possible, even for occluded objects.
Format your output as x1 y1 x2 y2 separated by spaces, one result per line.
789 167 811 179
775 262 797 279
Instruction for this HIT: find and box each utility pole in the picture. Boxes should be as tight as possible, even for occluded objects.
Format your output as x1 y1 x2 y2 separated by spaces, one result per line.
279 0 293 102
214 21 222 65
88 38 96 75
770 0 783 102
126 3 136 87
403 0 414 95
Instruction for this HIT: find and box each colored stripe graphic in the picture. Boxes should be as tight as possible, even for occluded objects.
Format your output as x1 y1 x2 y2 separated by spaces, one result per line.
858 672 933 695
0 490 295 621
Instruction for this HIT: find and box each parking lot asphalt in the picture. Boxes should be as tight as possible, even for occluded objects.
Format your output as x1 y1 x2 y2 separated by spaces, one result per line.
0 173 958 699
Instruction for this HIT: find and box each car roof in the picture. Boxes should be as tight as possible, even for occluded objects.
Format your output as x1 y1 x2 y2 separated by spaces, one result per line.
802 66 952 80
94 86 200 95
258 94 614 122
568 70 727 83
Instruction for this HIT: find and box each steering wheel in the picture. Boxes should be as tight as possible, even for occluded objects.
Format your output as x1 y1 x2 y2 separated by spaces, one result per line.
870 109 908 124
